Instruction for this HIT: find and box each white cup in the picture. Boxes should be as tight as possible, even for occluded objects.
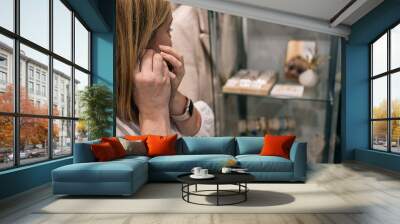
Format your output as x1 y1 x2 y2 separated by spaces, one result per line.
221 167 232 174
200 169 208 176
191 167 202 176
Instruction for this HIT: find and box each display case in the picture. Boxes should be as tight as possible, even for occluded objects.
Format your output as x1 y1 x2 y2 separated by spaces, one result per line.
208 12 342 163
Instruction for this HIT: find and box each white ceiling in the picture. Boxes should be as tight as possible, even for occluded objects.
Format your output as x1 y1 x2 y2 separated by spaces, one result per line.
172 0 384 37
341 0 384 25
226 0 352 22
226 0 384 25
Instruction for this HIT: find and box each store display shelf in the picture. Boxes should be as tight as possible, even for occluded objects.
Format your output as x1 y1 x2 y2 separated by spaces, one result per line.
223 91 330 103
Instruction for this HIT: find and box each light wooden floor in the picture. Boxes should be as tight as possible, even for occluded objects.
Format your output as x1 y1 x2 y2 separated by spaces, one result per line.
1 162 400 224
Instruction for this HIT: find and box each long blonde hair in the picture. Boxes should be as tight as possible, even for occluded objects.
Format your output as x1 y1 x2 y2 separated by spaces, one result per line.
116 0 171 123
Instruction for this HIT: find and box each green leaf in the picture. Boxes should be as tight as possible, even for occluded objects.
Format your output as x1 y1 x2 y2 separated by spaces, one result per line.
79 84 113 140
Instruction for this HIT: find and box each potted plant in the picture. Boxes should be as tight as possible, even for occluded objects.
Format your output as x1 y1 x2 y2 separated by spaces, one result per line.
79 84 113 140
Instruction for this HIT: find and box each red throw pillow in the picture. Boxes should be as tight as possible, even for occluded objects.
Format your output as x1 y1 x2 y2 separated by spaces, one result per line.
101 137 126 158
146 134 177 157
91 142 118 161
260 135 296 159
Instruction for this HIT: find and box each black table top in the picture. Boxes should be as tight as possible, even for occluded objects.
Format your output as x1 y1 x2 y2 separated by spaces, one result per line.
177 172 255 185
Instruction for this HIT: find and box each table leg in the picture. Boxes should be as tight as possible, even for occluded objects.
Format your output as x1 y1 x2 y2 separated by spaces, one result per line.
195 184 198 192
217 184 219 206
245 183 247 201
187 184 190 202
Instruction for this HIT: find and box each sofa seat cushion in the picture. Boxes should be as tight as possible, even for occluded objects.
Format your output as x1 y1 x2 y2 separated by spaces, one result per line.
236 155 293 172
149 154 235 172
53 159 147 183
115 155 150 163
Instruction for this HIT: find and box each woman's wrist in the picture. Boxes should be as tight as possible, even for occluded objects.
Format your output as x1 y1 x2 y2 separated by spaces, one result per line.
139 109 171 135
170 91 188 116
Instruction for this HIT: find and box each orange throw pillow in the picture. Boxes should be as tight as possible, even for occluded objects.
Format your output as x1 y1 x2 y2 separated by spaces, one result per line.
91 142 118 161
146 134 177 157
260 135 296 159
125 135 148 141
101 137 126 158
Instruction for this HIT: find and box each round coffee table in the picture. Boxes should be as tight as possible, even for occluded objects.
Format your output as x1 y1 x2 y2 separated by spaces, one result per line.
177 172 255 206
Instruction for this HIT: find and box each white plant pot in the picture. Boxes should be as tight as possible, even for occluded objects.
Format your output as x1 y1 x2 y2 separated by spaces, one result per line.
299 69 319 87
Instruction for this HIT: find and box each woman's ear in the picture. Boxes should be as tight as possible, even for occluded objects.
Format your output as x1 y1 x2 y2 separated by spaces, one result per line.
147 34 162 53
146 45 159 53
146 38 157 52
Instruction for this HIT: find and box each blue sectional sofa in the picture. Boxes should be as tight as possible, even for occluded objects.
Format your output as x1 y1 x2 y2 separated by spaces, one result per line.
52 137 307 196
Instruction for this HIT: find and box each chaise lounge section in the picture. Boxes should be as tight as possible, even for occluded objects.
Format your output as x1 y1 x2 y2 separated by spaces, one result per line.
52 140 149 196
52 137 307 196
235 137 307 182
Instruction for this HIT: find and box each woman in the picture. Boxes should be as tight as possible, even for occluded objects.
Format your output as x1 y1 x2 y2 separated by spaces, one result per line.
116 0 214 137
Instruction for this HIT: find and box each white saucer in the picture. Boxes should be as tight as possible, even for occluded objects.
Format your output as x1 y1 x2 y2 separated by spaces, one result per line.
190 174 215 179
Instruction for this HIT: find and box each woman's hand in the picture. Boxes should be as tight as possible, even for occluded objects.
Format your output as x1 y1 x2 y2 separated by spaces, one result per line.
134 49 171 115
159 45 185 96
159 45 188 116
134 49 172 135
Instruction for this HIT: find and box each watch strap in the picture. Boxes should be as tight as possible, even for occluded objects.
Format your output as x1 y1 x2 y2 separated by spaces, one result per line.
171 97 193 122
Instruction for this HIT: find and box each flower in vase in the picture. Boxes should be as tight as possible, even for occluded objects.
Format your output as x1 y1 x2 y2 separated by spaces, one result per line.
226 159 237 168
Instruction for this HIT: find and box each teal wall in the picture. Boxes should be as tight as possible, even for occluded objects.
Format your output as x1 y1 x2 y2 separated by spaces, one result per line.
355 149 400 172
343 0 400 171
0 158 72 199
0 0 115 200
91 0 115 136
92 33 114 88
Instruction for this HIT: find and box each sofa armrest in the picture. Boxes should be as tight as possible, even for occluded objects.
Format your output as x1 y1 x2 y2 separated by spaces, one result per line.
289 142 307 181
73 140 100 163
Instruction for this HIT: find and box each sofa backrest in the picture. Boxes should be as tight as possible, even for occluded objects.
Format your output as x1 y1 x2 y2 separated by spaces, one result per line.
235 137 264 155
177 137 236 155
73 139 100 163
74 136 300 160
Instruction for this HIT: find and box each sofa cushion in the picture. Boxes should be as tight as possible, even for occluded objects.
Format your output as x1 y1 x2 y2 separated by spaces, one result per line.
236 155 293 172
52 158 147 183
235 137 264 155
260 135 296 159
148 154 235 172
90 142 118 161
101 137 127 158
118 138 147 156
124 135 148 142
178 137 236 155
114 155 150 164
147 134 177 157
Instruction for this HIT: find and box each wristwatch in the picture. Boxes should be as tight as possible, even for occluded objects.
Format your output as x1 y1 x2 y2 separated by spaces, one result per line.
171 97 194 122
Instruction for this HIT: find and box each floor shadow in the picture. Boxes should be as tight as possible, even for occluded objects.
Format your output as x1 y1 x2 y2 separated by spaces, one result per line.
203 190 295 207
56 183 182 200
56 195 133 200
53 185 296 205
